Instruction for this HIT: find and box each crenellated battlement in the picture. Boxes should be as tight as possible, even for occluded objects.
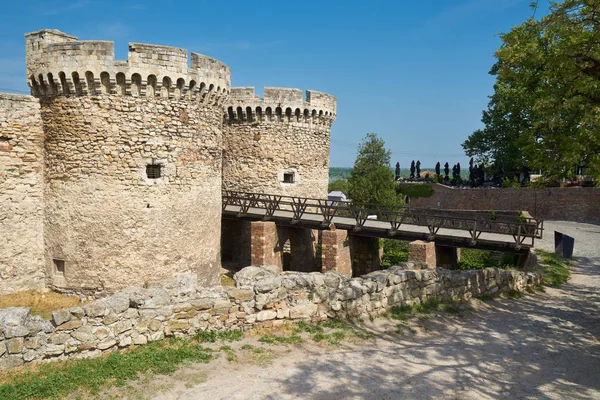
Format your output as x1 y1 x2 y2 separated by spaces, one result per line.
25 29 230 104
226 87 336 126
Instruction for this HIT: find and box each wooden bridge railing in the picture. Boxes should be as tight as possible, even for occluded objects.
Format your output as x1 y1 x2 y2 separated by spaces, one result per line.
222 190 543 248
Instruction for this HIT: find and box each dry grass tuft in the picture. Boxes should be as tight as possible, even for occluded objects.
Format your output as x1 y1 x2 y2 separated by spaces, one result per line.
0 290 83 320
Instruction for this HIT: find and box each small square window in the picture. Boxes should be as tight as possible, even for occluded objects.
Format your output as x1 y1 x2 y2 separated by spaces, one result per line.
146 164 162 179
283 172 295 183
53 259 65 277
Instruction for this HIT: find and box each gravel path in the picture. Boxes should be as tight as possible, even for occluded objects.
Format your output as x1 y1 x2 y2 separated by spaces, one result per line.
154 220 600 400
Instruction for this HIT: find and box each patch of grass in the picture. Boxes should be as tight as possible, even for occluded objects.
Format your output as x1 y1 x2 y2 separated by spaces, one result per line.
194 329 242 343
258 334 303 345
240 345 276 367
505 289 523 299
0 290 83 320
525 286 536 294
537 249 571 286
0 339 213 400
535 284 546 292
179 372 207 389
312 330 346 345
293 320 324 335
477 294 495 302
219 345 237 362
320 318 351 331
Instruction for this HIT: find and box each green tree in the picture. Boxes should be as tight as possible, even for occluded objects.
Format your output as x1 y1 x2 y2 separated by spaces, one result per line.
348 133 403 207
328 179 349 194
463 0 600 181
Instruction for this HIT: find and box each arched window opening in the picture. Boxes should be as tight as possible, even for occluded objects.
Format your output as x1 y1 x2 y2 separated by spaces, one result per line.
47 73 58 95
227 106 235 122
189 80 196 99
131 74 142 97
175 78 185 99
256 107 263 122
100 72 110 94
85 71 96 95
58 72 70 95
29 75 40 96
37 74 47 95
72 72 83 96
147 75 157 97
161 77 172 98
285 108 292 122
237 106 244 122
304 109 309 122
116 72 126 95
246 106 253 122
275 107 282 122
265 107 272 122
295 108 301 122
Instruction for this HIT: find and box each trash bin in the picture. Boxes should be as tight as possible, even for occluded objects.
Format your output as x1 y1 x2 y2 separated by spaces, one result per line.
554 231 575 258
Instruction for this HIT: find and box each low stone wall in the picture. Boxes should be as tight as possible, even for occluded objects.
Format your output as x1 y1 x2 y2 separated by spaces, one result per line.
0 264 542 370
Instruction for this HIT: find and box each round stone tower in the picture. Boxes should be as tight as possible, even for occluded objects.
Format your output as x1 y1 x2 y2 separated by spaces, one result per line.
223 87 336 199
26 29 230 293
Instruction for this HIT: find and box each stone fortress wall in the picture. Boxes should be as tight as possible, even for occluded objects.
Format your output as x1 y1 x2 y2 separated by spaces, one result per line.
223 87 336 200
25 30 230 294
0 29 337 296
0 94 46 295
0 264 542 370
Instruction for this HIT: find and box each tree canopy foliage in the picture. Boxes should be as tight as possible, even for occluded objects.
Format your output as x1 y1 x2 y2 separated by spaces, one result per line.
348 133 403 206
463 0 600 181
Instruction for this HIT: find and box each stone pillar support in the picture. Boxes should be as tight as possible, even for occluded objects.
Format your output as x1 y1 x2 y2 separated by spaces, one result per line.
408 240 436 268
321 228 351 277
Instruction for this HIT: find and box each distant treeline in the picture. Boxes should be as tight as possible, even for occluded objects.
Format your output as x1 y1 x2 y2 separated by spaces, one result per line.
330 167 437 180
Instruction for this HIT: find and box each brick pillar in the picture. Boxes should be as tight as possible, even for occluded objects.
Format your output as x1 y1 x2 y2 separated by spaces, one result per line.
250 221 281 271
408 240 436 268
435 245 460 269
321 228 351 277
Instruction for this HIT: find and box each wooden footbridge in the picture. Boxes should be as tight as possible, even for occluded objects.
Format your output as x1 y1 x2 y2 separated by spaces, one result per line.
222 191 544 253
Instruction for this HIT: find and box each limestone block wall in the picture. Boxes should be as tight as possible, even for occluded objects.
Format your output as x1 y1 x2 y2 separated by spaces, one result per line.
223 87 336 199
0 266 542 370
0 94 45 294
41 95 224 294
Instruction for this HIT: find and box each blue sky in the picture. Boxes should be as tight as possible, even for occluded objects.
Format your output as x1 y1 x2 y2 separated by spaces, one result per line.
0 0 550 169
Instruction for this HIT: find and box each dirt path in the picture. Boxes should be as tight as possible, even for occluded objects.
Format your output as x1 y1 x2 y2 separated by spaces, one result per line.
150 220 600 400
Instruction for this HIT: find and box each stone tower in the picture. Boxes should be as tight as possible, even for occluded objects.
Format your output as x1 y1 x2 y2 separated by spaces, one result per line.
25 29 230 293
223 87 336 199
